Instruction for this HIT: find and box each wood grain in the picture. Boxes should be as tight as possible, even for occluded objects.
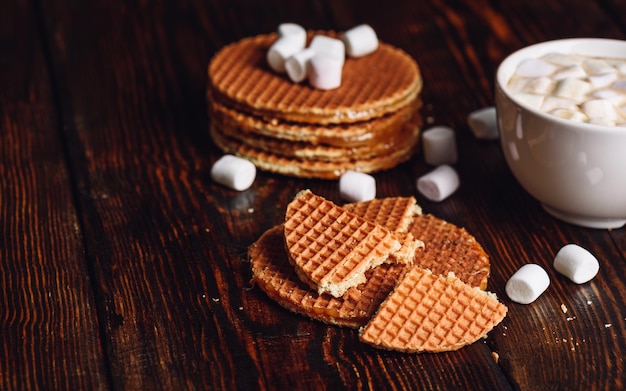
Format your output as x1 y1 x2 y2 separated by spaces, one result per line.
1 0 624 389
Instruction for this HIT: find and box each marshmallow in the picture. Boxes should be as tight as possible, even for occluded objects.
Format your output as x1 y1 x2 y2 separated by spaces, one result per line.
553 78 591 102
580 99 618 122
267 36 305 73
277 23 306 47
582 59 614 75
210 154 256 191
416 165 459 202
342 24 379 57
514 58 556 78
467 106 499 140
511 92 544 109
285 48 315 83
612 79 626 92
522 77 554 95
505 264 550 304
588 72 617 89
553 244 599 284
422 126 458 165
308 54 343 90
541 96 577 112
540 53 584 66
590 88 626 105
551 64 586 80
339 170 376 202
309 35 345 64
549 108 588 122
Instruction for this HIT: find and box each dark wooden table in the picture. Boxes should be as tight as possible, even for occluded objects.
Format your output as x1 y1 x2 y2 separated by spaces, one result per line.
2 0 625 389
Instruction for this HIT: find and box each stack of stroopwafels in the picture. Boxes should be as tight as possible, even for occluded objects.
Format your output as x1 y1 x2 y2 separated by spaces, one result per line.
207 31 423 179
249 190 508 353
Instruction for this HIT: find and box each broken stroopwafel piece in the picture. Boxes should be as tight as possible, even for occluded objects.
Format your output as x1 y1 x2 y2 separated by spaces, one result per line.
359 267 507 353
284 190 408 297
249 225 407 328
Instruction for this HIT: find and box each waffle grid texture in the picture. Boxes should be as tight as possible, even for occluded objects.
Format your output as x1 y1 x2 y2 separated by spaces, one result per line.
359 267 507 352
284 190 400 297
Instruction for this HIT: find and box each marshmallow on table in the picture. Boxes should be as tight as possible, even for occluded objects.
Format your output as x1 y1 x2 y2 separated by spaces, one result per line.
422 126 457 165
342 24 378 58
553 244 599 284
267 36 306 73
339 170 376 202
505 264 550 304
277 23 306 47
467 106 499 140
416 165 459 202
308 54 343 90
285 48 315 83
210 154 256 191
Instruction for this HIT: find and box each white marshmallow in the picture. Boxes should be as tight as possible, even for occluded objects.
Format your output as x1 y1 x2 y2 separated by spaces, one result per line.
590 88 626 105
309 35 345 64
467 106 499 140
553 244 599 284
511 92 544 109
505 264 550 304
339 170 376 202
614 61 626 75
580 99 618 122
588 72 617 89
553 78 591 102
549 108 588 122
422 126 457 165
210 155 256 191
582 59 614 75
612 79 626 92
308 54 343 90
416 165 459 202
267 36 305 73
541 96 577 112
514 58 556 78
277 23 307 47
551 64 586 80
285 48 315 83
540 52 584 66
522 77 554 95
342 24 378 58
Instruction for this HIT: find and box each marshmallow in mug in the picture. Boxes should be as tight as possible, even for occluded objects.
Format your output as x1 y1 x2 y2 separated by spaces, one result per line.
507 52 626 126
416 165 459 202
210 154 257 191
339 170 376 202
505 264 550 304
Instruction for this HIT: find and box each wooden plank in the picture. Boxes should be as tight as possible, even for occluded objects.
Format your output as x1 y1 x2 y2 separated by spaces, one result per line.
0 1 108 389
36 0 625 389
